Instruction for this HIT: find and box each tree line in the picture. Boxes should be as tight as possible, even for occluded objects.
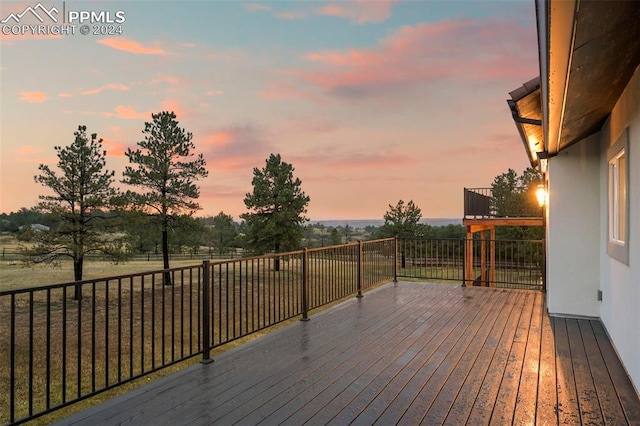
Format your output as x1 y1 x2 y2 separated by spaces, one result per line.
2 111 540 297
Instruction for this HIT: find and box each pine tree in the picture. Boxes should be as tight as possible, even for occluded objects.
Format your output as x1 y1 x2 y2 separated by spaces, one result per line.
122 111 208 284
34 125 118 299
241 154 310 270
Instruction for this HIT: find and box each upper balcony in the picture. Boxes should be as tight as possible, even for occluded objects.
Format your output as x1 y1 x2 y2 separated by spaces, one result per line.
463 187 543 229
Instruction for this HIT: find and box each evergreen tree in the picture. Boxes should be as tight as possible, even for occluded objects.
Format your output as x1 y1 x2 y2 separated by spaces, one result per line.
379 200 422 238
241 154 310 269
33 125 118 299
122 111 208 284
379 200 423 268
491 167 543 240
210 212 238 256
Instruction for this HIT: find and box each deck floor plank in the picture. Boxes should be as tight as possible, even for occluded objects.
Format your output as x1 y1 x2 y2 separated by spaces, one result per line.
488 290 536 424
229 286 456 425
344 288 497 426
567 318 605 425
302 287 476 425
240 284 455 424
51 282 640 426
579 319 628 425
513 291 544 425
441 290 526 425
554 317 582 425
591 321 640 425
182 285 446 425
535 296 558 425
365 288 498 425
279 286 493 426
408 288 512 424
466 291 534 424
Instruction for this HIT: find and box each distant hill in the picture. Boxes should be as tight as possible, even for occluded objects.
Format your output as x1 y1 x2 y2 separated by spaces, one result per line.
312 218 462 229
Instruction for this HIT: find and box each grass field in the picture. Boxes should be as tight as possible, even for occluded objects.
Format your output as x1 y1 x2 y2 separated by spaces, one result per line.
0 238 397 425
0 259 215 292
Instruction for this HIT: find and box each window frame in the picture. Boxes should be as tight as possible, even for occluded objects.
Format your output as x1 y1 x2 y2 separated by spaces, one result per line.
607 128 630 265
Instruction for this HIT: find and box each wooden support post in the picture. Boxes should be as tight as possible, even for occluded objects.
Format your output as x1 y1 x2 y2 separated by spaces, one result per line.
490 227 496 287
480 230 487 287
465 228 474 287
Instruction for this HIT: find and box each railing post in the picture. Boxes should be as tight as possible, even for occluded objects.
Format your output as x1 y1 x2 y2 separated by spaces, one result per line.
393 238 398 283
357 241 363 298
301 248 310 321
201 260 213 364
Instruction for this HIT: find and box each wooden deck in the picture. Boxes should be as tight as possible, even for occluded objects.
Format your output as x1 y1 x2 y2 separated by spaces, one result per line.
55 282 640 425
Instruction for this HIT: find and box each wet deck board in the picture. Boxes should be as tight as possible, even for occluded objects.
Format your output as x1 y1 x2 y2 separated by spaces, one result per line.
54 282 640 426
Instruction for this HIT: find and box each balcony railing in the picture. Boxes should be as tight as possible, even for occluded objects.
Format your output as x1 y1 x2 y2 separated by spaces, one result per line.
397 238 543 291
464 187 495 218
0 238 395 426
0 236 544 425
464 187 544 219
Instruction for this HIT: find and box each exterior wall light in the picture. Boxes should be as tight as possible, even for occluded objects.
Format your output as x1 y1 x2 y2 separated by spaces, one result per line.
536 183 547 207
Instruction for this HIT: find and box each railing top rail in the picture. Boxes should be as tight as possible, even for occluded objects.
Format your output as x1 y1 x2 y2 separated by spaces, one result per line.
464 187 493 193
1 238 399 296
362 237 395 245
0 263 206 297
399 237 543 243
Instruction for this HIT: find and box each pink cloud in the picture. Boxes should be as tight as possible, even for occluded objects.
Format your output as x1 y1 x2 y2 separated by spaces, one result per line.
58 93 73 98
160 99 188 119
245 3 271 12
201 125 272 172
81 83 129 95
205 132 232 147
114 105 150 120
293 151 416 170
314 0 399 24
151 75 181 85
262 80 310 100
14 145 42 156
285 19 536 101
97 37 166 55
101 138 128 158
14 145 53 164
19 91 48 103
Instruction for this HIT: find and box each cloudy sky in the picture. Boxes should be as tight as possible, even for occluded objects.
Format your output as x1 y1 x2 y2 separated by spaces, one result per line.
0 0 538 220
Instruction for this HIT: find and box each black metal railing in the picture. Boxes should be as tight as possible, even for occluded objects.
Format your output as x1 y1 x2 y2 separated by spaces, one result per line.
464 187 495 218
0 238 395 425
397 238 544 291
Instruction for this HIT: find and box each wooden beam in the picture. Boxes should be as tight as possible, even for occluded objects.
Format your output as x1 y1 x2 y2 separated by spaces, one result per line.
466 224 494 233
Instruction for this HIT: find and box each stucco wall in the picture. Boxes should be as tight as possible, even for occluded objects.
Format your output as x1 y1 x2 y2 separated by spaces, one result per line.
546 135 601 318
599 65 640 393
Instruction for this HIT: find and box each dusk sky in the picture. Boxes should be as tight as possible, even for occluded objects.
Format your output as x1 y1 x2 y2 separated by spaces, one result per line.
0 0 538 220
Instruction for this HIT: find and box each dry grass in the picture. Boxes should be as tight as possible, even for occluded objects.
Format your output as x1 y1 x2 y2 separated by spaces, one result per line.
1 253 395 426
0 259 215 292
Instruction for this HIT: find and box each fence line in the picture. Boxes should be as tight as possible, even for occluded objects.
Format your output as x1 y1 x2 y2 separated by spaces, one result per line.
0 236 542 425
0 239 395 426
397 238 544 290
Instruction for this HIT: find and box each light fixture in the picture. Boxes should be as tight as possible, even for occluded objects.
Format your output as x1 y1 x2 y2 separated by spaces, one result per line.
536 183 547 207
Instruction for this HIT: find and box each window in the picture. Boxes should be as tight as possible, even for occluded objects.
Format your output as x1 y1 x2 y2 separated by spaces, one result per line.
607 129 630 264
